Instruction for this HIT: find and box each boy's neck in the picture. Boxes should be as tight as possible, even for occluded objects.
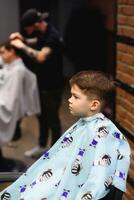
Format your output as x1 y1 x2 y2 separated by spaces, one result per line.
7 55 20 64
86 108 101 118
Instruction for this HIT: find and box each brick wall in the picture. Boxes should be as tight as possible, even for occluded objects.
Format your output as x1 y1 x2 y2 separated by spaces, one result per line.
118 0 134 38
116 0 134 199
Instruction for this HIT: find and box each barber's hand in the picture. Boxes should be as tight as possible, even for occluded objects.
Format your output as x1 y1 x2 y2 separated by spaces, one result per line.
9 32 24 41
10 39 26 49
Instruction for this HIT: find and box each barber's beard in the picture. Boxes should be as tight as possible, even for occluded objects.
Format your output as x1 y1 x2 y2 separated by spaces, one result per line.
24 31 43 45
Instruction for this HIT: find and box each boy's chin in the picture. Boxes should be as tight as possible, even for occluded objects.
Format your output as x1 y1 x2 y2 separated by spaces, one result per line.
69 110 74 115
70 110 79 117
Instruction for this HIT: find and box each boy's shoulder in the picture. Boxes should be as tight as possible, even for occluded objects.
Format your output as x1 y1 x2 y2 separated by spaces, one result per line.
93 115 131 151
91 113 127 141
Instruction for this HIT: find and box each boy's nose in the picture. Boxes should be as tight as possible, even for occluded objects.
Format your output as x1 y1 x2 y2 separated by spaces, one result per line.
68 97 72 103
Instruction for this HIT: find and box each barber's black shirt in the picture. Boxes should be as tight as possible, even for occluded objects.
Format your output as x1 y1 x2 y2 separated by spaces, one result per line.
22 24 64 91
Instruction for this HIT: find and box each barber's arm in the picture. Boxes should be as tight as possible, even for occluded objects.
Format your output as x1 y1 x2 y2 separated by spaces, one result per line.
10 37 52 63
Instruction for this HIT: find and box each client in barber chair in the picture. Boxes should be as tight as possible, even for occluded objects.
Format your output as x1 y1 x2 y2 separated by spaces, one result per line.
0 41 40 172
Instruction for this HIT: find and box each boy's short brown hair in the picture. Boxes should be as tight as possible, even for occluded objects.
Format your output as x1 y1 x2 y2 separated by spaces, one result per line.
69 70 115 104
0 41 21 57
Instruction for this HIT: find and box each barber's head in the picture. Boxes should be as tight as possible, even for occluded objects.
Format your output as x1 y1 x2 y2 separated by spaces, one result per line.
21 8 49 37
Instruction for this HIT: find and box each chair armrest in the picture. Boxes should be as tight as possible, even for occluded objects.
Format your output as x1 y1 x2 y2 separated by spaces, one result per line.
0 172 23 183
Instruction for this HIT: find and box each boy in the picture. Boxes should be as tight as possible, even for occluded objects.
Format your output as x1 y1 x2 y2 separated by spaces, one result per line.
0 70 131 200
0 41 40 146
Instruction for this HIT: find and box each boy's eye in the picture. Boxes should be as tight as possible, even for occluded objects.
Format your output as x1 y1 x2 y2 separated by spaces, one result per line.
74 95 79 99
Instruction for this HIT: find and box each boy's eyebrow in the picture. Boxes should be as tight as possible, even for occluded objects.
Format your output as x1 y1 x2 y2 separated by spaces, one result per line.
71 92 80 96
70 92 74 95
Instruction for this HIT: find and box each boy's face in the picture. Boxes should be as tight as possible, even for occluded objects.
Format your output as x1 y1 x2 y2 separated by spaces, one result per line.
68 84 100 117
0 46 14 63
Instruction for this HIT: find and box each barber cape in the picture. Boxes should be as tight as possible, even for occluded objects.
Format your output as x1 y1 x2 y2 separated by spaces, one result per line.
0 113 131 200
0 58 40 145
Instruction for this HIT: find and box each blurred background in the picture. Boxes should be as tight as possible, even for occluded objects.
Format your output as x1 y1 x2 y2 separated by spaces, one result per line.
0 0 134 199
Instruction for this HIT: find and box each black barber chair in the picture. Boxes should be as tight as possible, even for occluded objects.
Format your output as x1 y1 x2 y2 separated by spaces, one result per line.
100 186 123 200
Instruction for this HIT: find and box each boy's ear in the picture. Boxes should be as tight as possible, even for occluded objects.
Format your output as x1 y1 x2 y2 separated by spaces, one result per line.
90 99 101 111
